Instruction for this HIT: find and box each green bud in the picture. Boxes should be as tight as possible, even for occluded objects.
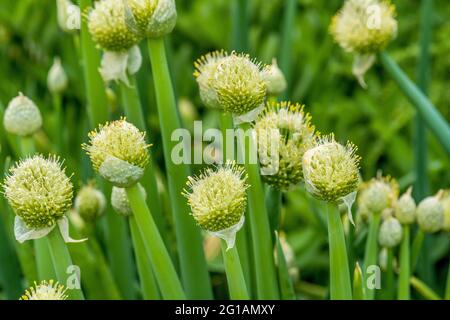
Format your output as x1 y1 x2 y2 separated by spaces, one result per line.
394 187 416 224
47 57 68 94
3 93 42 137
358 175 398 215
378 213 402 248
417 193 444 233
261 59 287 95
74 183 106 221
111 184 146 216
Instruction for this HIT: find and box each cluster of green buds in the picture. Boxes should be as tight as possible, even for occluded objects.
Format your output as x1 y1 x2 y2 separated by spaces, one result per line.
183 162 248 249
3 93 42 137
74 182 107 222
47 57 68 94
330 0 398 87
378 209 402 248
20 280 68 300
416 191 445 234
253 101 316 191
83 118 150 188
2 155 83 243
194 51 267 123
111 184 146 217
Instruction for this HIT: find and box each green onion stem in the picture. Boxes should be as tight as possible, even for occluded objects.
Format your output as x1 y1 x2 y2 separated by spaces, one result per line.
52 93 63 153
352 262 365 300
275 232 296 300
129 216 160 300
326 203 352 300
398 225 411 300
147 37 212 299
445 262 450 300
363 212 381 300
266 186 282 240
278 0 296 100
221 241 249 300
236 121 279 299
46 228 84 300
379 52 450 155
410 276 441 300
385 247 395 300
126 183 185 299
411 228 425 272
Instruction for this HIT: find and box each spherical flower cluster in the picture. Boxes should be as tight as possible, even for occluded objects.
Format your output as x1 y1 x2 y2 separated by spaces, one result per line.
417 194 444 233
3 93 42 137
88 0 141 52
378 213 402 248
83 118 150 187
74 183 106 221
394 187 416 224
302 135 360 202
125 0 177 38
20 280 68 300
358 175 398 215
47 57 68 94
330 0 398 54
3 155 73 229
111 184 146 217
195 51 267 119
260 59 287 96
183 162 248 232
254 102 316 191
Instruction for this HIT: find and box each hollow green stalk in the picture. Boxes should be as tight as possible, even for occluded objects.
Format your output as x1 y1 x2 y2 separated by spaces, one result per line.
384 248 395 300
236 121 279 299
411 229 425 271
126 183 185 299
46 228 84 300
79 0 136 299
379 52 450 155
231 0 249 52
398 225 411 299
410 276 441 300
278 0 296 100
52 93 63 153
275 232 296 300
129 216 160 300
326 203 352 300
413 0 433 200
221 241 249 300
445 262 450 300
363 212 381 300
147 37 212 299
266 186 282 241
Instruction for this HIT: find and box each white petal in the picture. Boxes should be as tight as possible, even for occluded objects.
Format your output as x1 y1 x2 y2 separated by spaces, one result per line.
57 216 87 243
340 191 357 227
14 216 55 243
127 46 142 75
207 216 245 251
99 51 130 85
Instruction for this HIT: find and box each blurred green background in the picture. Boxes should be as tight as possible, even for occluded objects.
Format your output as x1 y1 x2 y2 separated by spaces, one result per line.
0 0 449 299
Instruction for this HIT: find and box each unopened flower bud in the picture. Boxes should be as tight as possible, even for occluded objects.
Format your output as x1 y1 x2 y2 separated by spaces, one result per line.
3 93 42 137
47 57 68 94
111 184 146 216
74 183 106 221
57 0 80 33
378 214 402 248
358 175 398 215
417 193 444 233
261 59 287 95
394 187 416 224
83 118 150 187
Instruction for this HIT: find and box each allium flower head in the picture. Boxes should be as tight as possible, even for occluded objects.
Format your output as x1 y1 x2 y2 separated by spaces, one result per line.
260 59 287 95
254 101 316 191
330 0 397 54
3 93 42 137
378 212 402 248
183 162 248 232
111 184 146 216
194 50 227 109
417 192 444 233
74 183 107 221
20 280 68 300
125 0 177 38
88 0 141 51
302 135 360 202
211 52 267 120
83 118 150 187
394 187 416 224
3 155 73 229
358 174 398 215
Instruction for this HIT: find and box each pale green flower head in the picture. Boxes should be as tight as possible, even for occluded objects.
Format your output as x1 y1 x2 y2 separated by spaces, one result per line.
88 0 141 51
378 212 402 248
394 187 416 225
125 0 177 38
74 183 106 222
20 280 68 300
83 118 150 187
3 155 73 229
358 175 399 215
183 162 248 232
111 184 146 216
211 52 267 118
330 0 397 54
47 57 68 94
441 190 450 232
302 135 360 202
260 59 287 96
3 93 42 137
194 50 227 109
417 192 444 233
254 101 316 191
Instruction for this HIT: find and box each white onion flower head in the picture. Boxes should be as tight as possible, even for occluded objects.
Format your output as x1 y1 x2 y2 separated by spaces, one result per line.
83 118 150 187
261 59 287 95
394 187 416 224
111 184 146 216
417 192 444 233
3 93 42 137
20 280 68 300
47 57 68 94
75 183 107 222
